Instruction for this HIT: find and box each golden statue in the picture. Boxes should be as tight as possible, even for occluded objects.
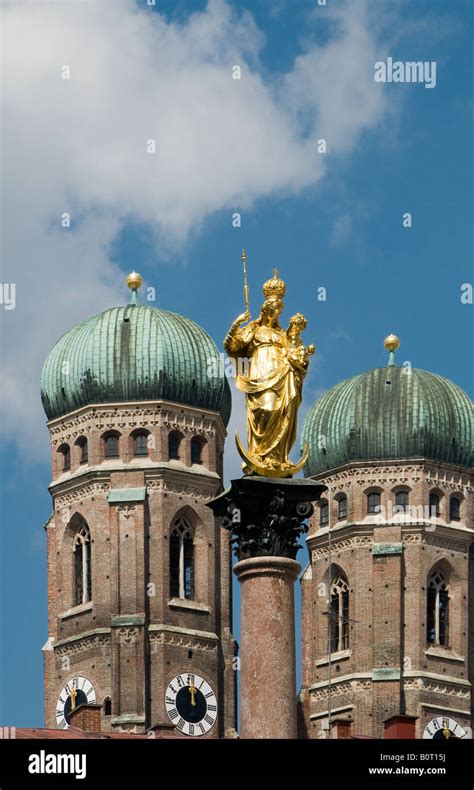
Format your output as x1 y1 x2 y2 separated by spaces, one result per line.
224 254 315 477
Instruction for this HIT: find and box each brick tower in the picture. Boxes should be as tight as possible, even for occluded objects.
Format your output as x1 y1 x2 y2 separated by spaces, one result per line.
299 336 473 739
40 273 236 736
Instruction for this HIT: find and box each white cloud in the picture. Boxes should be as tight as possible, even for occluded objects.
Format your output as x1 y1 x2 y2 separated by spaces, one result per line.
330 213 353 247
0 0 392 456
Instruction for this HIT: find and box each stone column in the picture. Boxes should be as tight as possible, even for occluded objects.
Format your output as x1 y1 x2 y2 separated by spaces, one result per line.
234 555 301 739
207 475 325 740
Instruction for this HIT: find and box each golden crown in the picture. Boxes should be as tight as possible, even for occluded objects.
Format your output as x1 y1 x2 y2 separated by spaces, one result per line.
263 269 286 300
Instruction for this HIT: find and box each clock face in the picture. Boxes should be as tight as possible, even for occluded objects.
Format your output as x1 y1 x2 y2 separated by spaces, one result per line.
56 676 96 730
423 716 468 739
165 673 217 736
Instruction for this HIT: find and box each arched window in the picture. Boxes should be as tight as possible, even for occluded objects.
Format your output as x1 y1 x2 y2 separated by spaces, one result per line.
320 502 329 527
104 432 119 458
191 436 204 465
59 444 71 471
133 431 149 457
103 697 112 716
170 517 194 599
427 569 449 646
168 431 182 461
395 490 409 513
73 522 91 606
77 436 88 464
367 492 381 514
329 574 349 653
337 496 347 520
449 496 461 521
429 492 440 517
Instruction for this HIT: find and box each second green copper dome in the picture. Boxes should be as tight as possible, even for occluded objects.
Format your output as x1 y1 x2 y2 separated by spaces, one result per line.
301 364 473 476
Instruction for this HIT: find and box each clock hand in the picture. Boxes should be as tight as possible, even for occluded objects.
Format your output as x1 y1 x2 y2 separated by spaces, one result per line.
69 687 78 711
442 719 450 739
188 680 196 707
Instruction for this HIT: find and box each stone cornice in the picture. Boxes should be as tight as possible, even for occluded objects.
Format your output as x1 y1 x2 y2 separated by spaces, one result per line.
309 672 371 692
47 400 227 444
309 670 471 694
52 628 110 656
309 458 473 487
148 624 219 640
403 670 471 688
50 465 222 506
307 521 473 558
307 521 374 553
308 673 471 707
148 624 219 652
145 464 220 486
50 469 110 496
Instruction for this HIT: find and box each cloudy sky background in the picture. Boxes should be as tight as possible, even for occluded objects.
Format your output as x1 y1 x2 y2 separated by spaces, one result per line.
0 0 472 726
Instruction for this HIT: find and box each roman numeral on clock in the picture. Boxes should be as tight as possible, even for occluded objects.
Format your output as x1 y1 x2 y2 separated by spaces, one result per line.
207 704 217 712
165 695 174 704
176 718 185 731
168 708 178 720
204 714 214 725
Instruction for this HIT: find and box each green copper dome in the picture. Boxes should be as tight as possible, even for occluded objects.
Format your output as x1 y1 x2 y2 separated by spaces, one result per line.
301 364 473 476
41 302 231 424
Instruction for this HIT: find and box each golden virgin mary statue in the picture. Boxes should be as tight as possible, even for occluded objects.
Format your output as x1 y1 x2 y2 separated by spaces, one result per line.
224 265 314 477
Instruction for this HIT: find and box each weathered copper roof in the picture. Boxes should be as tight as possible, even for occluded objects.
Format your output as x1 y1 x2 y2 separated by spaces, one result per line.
301 365 473 475
41 304 231 424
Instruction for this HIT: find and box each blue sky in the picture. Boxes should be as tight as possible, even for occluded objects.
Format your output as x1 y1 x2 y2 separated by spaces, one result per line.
0 0 472 727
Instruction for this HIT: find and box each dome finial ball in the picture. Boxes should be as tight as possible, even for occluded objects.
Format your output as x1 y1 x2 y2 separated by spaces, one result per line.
384 333 400 352
126 271 143 290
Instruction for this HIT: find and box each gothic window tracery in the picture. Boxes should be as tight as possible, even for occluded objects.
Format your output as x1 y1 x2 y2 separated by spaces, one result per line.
170 517 194 599
73 522 92 606
329 574 349 653
427 569 449 646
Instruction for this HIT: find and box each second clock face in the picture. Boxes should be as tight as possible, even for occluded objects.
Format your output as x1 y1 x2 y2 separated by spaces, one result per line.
56 676 96 730
165 673 217 736
423 716 468 739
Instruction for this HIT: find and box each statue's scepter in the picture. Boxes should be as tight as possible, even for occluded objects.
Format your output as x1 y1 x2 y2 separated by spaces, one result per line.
241 248 250 316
